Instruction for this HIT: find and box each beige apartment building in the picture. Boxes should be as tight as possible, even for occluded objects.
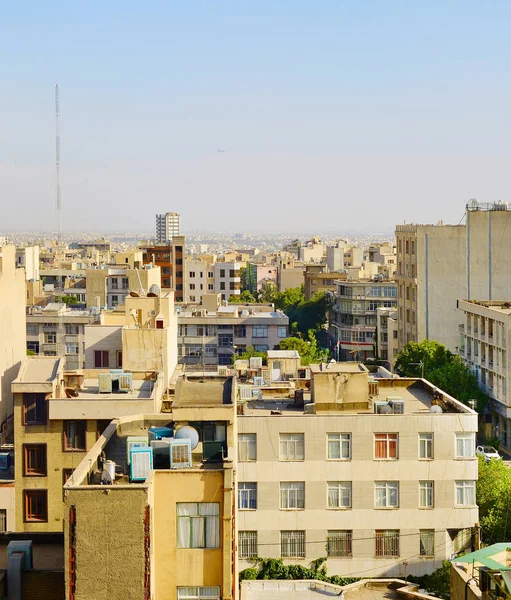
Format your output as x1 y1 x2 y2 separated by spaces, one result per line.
237 362 479 577
26 302 97 370
85 264 161 309
458 300 511 450
0 245 27 422
13 291 178 535
396 200 511 352
178 295 289 367
376 307 398 365
64 375 236 600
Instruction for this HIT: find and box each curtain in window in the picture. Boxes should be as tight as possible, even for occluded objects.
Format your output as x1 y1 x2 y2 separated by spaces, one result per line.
328 486 339 507
328 438 340 459
374 434 387 459
200 503 220 548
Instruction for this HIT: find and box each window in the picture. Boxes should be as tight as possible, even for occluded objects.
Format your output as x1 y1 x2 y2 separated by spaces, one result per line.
190 284 196 290
64 421 86 451
0 509 6 533
111 278 119 289
419 481 434 508
277 326 287 338
374 433 398 459
65 343 79 355
419 433 433 459
280 482 305 509
327 433 351 460
23 444 47 476
254 345 268 352
94 350 109 368
208 284 214 291
281 531 305 558
252 325 268 338
117 351 123 368
239 531 257 559
24 490 48 522
455 481 476 506
327 482 352 508
220 282 226 290
23 393 47 425
177 587 220 600
189 271 196 278
238 483 257 510
375 481 399 508
27 341 40 353
420 530 435 557
375 530 399 557
65 324 80 335
234 325 246 338
208 271 214 278
238 433 256 461
327 530 352 557
45 333 56 344
279 433 304 461
177 503 220 548
456 433 475 458
27 324 39 336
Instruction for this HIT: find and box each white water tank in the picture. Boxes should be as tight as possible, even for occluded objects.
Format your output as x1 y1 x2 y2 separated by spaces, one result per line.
103 460 116 482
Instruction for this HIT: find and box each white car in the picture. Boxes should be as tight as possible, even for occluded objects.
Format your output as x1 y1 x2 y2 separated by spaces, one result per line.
476 445 501 461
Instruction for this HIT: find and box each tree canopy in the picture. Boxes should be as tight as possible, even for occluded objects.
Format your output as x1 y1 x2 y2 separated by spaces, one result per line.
278 331 330 365
231 346 267 366
229 290 257 303
477 455 511 544
395 340 486 411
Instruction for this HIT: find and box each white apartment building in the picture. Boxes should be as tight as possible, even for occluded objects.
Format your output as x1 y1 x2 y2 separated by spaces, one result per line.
329 278 398 362
396 200 511 352
156 212 181 243
178 302 289 366
185 258 215 304
237 363 479 577
458 300 511 449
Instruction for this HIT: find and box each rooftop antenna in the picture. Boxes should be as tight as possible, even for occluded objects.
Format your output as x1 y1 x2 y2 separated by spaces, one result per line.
55 84 65 359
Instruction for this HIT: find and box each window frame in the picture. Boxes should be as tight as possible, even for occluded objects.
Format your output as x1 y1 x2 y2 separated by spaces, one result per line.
374 481 399 508
23 444 47 476
238 531 258 559
455 433 476 459
280 530 306 558
279 433 305 461
327 530 353 557
176 502 220 549
177 587 221 600
238 433 256 462
374 433 398 460
238 482 257 510
327 433 351 460
419 481 434 509
252 325 268 338
375 529 400 558
420 529 435 557
63 420 87 452
455 480 476 506
280 482 305 510
23 393 47 425
419 433 434 460
327 481 352 509
24 489 48 523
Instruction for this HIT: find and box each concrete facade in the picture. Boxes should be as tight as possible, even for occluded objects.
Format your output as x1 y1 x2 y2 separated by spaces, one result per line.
396 201 511 352
0 245 27 421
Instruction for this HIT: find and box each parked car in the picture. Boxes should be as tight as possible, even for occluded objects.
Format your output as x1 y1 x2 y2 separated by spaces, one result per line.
476 445 501 461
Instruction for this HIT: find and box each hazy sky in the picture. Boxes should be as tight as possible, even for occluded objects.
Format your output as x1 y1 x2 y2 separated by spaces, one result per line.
1 1 511 234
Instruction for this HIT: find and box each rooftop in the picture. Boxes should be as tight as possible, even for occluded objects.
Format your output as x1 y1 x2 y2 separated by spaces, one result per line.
461 300 511 314
174 376 233 406
15 357 63 384
310 362 368 374
76 378 154 400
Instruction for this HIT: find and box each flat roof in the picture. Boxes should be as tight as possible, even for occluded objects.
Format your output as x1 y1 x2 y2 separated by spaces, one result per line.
310 362 368 374
174 376 233 406
16 357 63 383
460 300 511 314
76 378 153 400
267 350 300 359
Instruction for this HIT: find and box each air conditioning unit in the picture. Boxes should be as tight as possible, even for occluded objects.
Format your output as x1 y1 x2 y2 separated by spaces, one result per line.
374 401 390 414
118 373 133 392
250 357 263 370
126 437 149 463
7 541 33 569
98 373 112 393
169 439 192 469
390 400 405 414
239 385 252 401
148 426 173 441
253 376 264 387
218 366 230 377
129 447 153 482
150 438 171 457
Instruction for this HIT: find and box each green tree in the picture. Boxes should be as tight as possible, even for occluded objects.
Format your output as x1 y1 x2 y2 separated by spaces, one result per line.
229 290 257 303
260 281 279 303
395 340 452 376
232 346 267 365
410 561 451 600
278 330 330 365
55 295 79 305
477 455 511 544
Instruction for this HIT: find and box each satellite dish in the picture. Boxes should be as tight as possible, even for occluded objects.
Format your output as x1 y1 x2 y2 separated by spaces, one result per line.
129 291 139 297
430 405 443 413
380 404 392 414
175 426 200 450
149 284 161 296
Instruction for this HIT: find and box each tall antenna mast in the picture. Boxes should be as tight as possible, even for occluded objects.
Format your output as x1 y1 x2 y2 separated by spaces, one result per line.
55 83 61 251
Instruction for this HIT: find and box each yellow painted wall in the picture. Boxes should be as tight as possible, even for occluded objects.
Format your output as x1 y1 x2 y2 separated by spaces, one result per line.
151 470 227 600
